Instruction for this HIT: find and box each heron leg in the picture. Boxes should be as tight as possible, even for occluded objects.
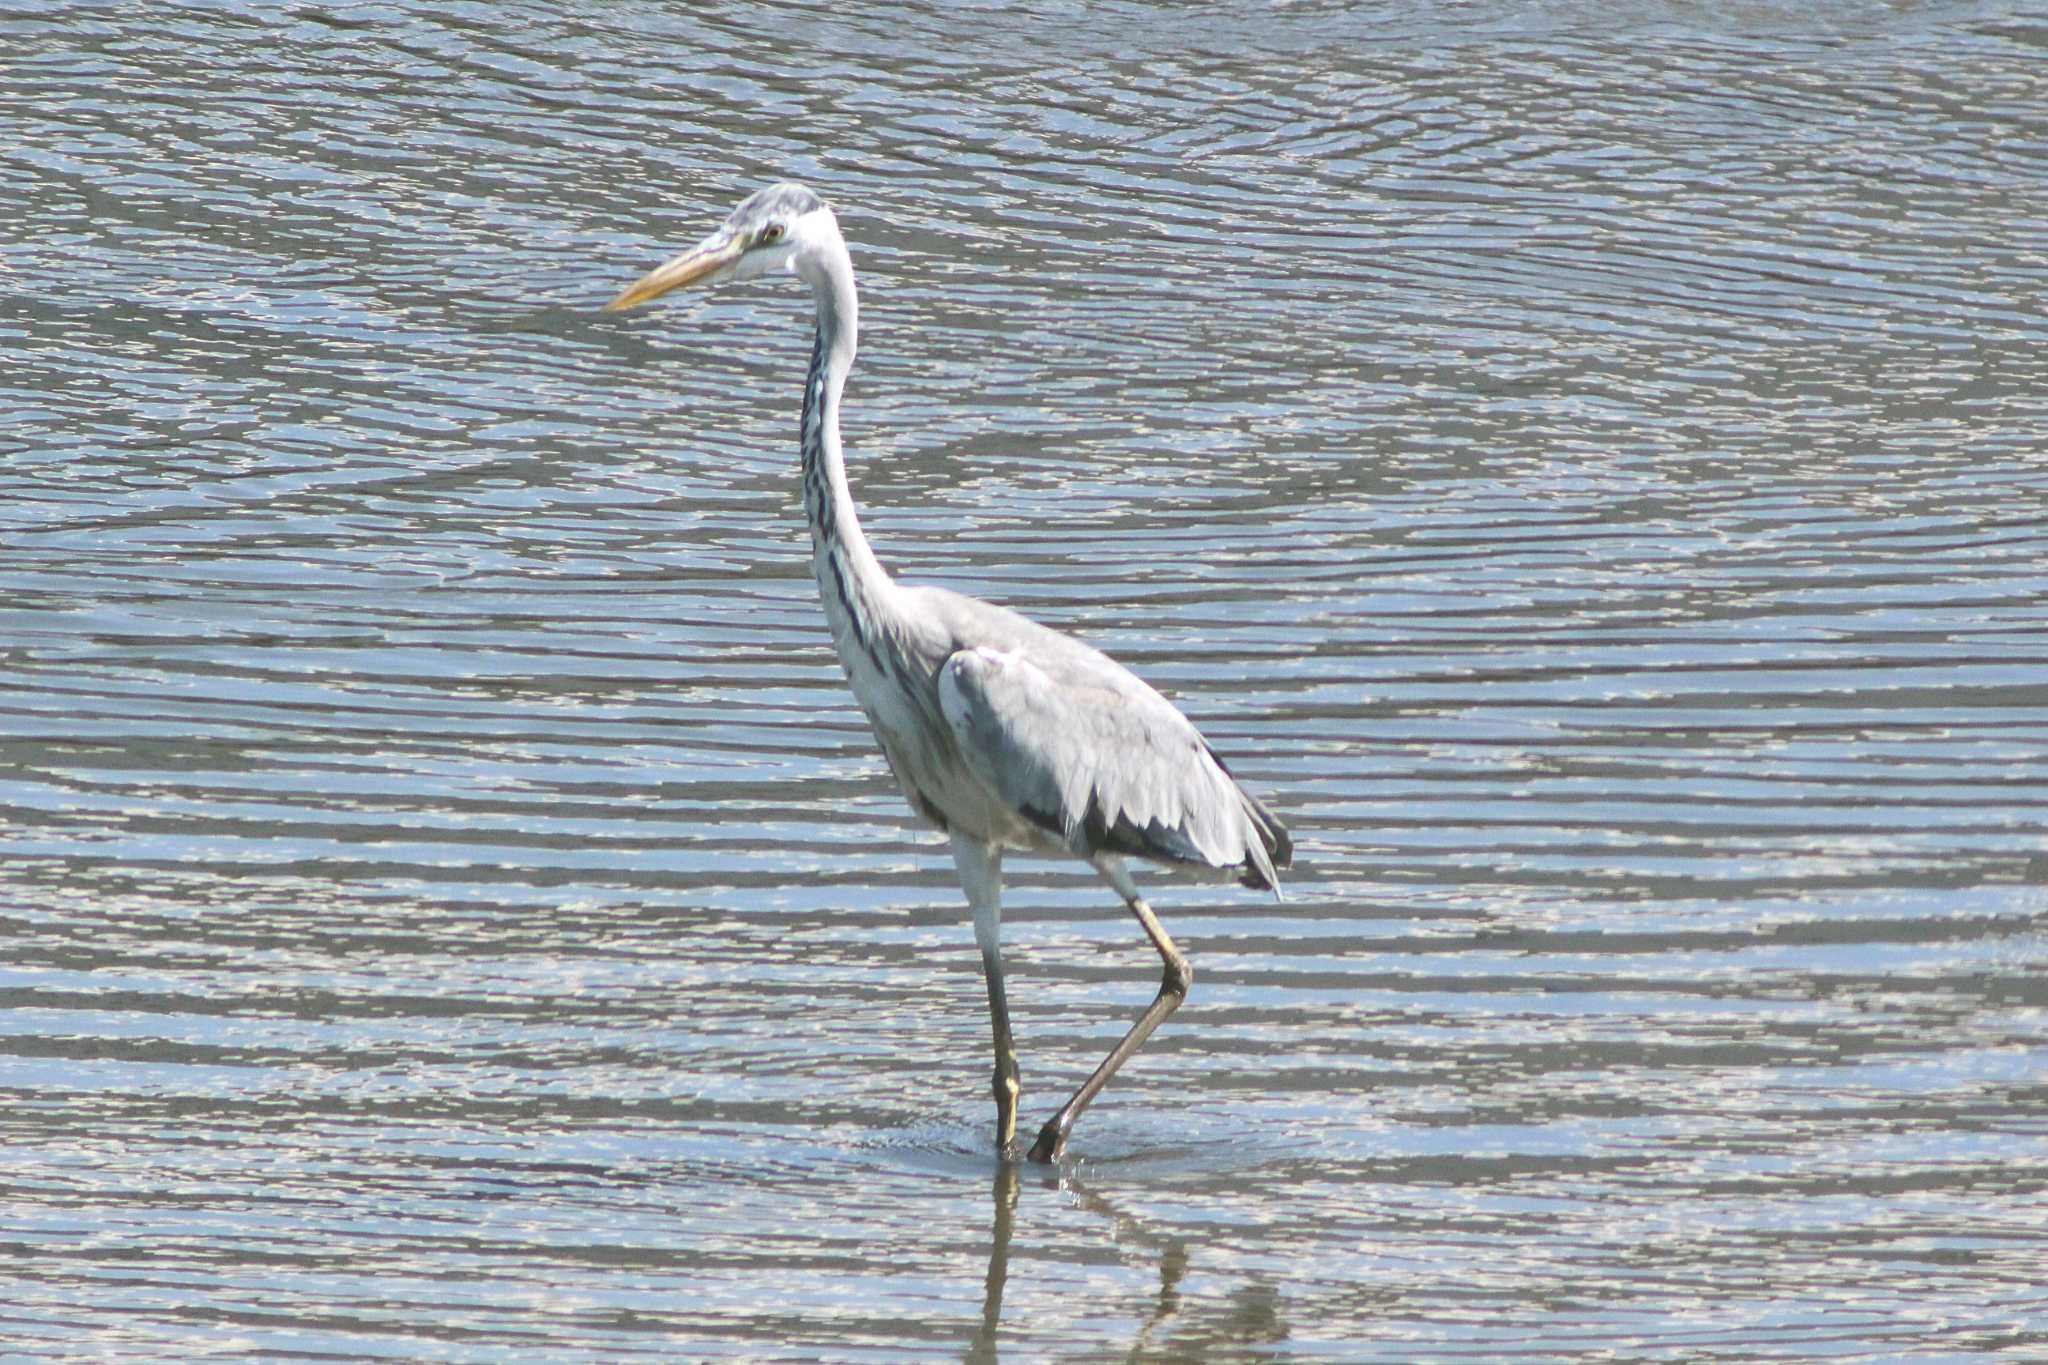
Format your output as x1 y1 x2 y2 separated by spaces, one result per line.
951 834 1021 1153
1027 855 1191 1164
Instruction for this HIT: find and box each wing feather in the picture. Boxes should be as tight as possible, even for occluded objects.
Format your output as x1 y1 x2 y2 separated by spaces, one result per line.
936 642 1286 892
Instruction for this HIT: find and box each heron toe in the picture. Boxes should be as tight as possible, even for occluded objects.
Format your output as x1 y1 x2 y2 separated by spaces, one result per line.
1027 1117 1067 1164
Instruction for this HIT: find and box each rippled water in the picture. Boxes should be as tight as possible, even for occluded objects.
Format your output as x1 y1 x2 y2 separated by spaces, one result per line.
6 1 2047 1359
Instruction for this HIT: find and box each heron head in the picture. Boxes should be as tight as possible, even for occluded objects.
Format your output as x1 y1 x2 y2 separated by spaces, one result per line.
606 182 835 311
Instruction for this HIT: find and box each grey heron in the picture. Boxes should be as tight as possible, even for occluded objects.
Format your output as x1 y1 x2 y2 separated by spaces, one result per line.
607 183 1291 1163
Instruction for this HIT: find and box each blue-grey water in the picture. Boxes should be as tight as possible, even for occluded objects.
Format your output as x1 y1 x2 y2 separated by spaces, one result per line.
5 2 2047 1359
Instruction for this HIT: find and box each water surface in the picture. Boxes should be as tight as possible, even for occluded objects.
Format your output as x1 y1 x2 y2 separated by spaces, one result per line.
4 1 2046 1359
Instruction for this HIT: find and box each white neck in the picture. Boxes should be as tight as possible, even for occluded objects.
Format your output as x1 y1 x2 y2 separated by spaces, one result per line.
795 220 898 659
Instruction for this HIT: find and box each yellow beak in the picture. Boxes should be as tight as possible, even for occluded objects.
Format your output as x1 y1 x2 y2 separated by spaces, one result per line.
605 233 744 312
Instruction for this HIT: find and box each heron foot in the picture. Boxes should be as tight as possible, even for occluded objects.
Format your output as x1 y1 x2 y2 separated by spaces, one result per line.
1025 1114 1067 1164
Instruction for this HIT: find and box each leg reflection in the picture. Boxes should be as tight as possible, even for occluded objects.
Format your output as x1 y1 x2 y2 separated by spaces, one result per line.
967 1162 1194 1362
967 1161 1019 1365
1059 1172 1189 1357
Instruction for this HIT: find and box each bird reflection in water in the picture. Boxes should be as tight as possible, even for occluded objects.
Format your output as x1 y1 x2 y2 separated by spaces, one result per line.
969 1163 1286 1361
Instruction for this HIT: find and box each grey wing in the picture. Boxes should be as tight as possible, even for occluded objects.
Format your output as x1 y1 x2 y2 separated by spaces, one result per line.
936 642 1290 893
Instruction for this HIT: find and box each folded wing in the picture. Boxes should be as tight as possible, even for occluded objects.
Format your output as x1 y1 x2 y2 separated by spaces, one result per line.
937 643 1289 893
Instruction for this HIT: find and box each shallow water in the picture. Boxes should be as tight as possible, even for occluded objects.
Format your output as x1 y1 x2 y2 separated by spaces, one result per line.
5 1 2047 1359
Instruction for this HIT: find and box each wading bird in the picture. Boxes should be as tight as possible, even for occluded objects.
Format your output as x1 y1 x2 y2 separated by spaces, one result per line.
607 184 1290 1162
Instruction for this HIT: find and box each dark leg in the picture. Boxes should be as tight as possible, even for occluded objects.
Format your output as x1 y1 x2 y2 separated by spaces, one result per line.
982 941 1022 1149
951 835 1021 1153
1028 858 1190 1163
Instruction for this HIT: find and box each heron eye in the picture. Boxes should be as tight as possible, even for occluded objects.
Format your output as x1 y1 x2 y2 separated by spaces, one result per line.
759 224 785 245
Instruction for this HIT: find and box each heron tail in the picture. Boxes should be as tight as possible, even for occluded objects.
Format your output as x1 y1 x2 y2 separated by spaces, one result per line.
1235 785 1291 897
